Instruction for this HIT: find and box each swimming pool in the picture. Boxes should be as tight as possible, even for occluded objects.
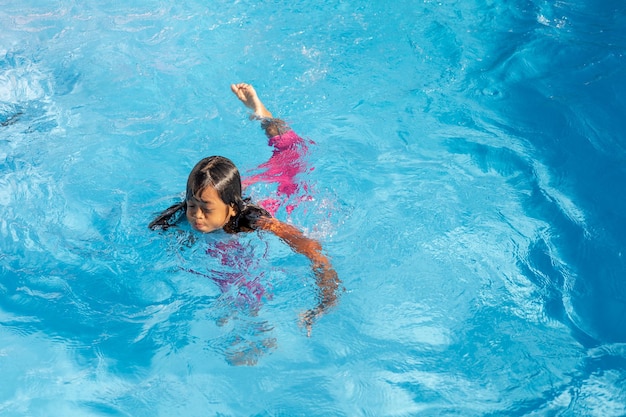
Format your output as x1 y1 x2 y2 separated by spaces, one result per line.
1 0 626 415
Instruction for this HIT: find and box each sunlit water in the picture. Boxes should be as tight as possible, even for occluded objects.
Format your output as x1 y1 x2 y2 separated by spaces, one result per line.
1 0 626 416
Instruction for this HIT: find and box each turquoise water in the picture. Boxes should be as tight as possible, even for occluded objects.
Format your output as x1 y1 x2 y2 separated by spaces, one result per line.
2 0 626 415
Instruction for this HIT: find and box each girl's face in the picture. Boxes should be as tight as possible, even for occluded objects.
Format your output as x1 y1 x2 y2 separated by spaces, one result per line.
186 186 236 233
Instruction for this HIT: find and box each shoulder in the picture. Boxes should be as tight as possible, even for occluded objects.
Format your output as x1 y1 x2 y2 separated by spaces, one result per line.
255 215 279 231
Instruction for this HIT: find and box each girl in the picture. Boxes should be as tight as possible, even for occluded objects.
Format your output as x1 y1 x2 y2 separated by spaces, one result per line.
150 83 339 334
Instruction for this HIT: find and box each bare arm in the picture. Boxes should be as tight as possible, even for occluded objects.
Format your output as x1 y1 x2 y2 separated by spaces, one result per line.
257 216 340 332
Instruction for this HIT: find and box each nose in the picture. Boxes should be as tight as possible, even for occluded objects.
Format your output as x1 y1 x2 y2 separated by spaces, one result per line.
188 206 203 219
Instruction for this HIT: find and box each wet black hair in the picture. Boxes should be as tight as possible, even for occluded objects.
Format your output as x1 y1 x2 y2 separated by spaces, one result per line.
149 156 269 232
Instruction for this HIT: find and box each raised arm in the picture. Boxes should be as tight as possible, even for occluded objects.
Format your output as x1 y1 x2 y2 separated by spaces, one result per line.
256 216 340 334
230 82 289 138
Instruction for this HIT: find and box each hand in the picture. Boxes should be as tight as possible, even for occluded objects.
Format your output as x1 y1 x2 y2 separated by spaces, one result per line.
299 307 323 337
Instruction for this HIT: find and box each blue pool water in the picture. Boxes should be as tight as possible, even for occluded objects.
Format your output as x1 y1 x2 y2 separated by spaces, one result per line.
1 0 626 415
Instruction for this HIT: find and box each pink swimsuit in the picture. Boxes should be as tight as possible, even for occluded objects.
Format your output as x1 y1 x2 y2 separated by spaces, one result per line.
206 241 270 311
242 128 312 215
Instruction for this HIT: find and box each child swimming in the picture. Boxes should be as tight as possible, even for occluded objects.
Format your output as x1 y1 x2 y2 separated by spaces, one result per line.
149 83 339 334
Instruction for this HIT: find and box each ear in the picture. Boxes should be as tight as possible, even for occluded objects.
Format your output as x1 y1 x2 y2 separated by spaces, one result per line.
228 203 238 218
